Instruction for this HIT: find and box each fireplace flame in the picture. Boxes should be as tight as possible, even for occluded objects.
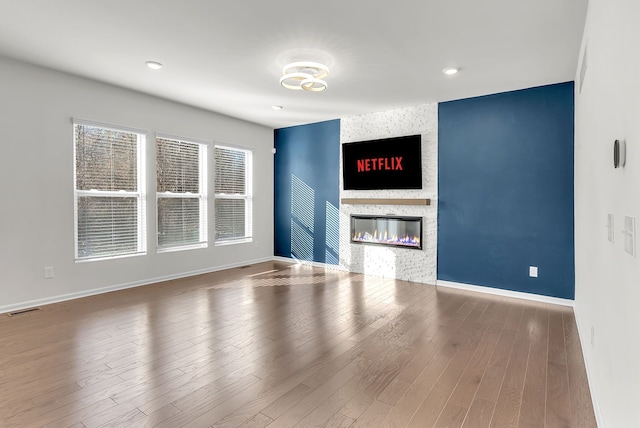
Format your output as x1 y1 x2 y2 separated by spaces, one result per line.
352 228 420 248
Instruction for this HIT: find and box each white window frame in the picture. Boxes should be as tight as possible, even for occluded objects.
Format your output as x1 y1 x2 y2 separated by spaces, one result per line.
73 119 147 262
214 144 253 245
156 134 208 252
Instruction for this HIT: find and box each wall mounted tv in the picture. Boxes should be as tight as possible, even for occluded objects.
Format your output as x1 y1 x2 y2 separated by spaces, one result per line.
342 135 422 190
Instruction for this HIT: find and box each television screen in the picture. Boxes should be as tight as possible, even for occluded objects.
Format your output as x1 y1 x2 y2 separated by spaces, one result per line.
342 135 422 190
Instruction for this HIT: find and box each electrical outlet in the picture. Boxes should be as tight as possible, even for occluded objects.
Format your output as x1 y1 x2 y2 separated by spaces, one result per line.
529 266 538 278
44 267 54 279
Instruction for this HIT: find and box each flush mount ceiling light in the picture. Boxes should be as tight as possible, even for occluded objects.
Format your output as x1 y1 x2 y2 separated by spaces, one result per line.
280 61 329 92
145 61 163 70
443 67 459 75
271 105 283 110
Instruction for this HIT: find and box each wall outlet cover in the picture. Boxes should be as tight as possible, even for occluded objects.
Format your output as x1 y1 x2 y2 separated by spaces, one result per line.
529 266 538 277
44 267 54 279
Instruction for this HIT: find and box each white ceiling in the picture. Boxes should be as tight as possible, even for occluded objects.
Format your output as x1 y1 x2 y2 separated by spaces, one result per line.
0 0 588 129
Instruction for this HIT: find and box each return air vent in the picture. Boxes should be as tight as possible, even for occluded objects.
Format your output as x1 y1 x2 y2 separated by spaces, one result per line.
7 307 41 317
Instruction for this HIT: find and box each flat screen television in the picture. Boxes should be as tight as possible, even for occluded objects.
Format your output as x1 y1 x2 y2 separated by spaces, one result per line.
342 135 422 190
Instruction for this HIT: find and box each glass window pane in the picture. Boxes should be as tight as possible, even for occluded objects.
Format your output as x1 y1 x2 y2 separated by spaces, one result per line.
214 145 252 242
214 147 246 194
77 196 138 259
74 122 144 260
215 198 246 241
156 138 200 193
75 125 138 191
156 137 206 250
158 197 201 248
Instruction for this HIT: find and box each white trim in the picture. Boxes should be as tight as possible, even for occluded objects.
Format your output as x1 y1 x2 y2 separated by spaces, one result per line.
214 141 254 153
215 237 253 246
155 132 210 147
436 279 574 307
76 189 141 198
75 251 146 263
71 117 147 135
0 257 273 316
213 145 253 242
214 194 249 200
271 258 574 307
138 132 147 254
155 137 208 250
573 303 606 428
73 123 147 261
156 242 208 253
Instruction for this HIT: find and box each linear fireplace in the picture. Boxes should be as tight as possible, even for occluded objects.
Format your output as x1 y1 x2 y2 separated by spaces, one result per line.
350 214 422 250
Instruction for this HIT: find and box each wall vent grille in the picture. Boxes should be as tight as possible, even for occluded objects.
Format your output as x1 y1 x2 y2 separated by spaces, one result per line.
7 307 42 317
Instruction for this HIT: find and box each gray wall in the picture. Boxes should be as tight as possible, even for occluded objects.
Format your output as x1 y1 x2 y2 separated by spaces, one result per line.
0 56 274 312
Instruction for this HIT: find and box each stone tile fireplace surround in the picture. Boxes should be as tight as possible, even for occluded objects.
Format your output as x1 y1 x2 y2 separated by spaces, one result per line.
339 104 437 284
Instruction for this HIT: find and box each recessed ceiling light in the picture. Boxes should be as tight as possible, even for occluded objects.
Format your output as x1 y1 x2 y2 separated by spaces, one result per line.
271 105 283 110
443 67 459 75
145 61 163 70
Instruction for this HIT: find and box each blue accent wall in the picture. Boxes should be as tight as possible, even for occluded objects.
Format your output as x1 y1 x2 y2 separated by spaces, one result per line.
274 119 340 264
438 82 575 299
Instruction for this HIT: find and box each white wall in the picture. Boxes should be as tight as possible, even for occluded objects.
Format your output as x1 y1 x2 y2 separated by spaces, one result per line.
339 104 438 284
574 0 640 426
0 56 274 313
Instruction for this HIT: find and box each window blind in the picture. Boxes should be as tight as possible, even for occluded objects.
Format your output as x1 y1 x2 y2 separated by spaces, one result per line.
74 123 145 260
156 137 207 250
214 145 252 242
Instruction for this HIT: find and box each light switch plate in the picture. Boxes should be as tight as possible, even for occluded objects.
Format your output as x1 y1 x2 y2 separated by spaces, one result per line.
529 266 538 278
624 216 636 257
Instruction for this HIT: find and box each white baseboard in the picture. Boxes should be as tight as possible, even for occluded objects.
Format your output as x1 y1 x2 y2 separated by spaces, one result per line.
573 303 606 428
436 279 574 307
0 256 274 315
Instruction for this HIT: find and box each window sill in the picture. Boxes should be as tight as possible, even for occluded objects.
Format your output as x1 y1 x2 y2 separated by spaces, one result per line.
215 238 252 247
75 251 146 263
157 243 208 254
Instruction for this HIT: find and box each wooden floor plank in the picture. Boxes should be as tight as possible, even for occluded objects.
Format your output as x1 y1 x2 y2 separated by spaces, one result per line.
322 412 354 428
489 306 536 428
546 361 572 427
518 307 549 427
461 397 495 428
0 261 595 428
562 309 598 428
350 399 393 428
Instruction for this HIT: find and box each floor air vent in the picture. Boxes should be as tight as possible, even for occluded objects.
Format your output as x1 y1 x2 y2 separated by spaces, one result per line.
7 307 42 317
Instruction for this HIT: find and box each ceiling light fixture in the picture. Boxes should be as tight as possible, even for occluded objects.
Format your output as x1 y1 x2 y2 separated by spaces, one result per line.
443 67 459 75
280 61 329 92
145 61 163 70
271 105 283 110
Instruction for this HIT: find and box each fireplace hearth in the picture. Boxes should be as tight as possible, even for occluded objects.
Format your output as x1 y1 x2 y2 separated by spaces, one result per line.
350 215 422 250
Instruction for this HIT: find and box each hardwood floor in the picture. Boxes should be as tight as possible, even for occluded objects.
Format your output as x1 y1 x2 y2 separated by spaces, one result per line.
0 261 596 427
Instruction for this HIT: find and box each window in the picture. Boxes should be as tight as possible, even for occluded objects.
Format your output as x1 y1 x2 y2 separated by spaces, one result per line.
74 121 146 260
156 136 207 251
214 145 253 243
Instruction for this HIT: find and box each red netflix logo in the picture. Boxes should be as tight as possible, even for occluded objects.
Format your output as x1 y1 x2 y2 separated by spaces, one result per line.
356 157 403 172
